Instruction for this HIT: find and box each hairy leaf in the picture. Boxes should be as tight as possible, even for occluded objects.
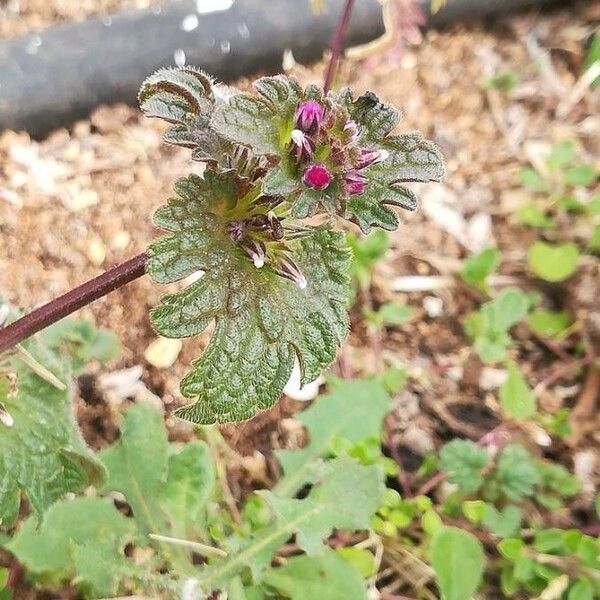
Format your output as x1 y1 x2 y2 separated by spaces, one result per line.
100 404 206 572
430 527 485 600
5 498 135 598
159 441 215 538
198 458 383 590
212 75 303 155
264 548 367 600
499 362 535 420
274 378 390 497
147 171 351 424
344 133 443 232
0 325 107 526
494 444 540 501
139 67 228 160
100 403 172 539
439 440 490 493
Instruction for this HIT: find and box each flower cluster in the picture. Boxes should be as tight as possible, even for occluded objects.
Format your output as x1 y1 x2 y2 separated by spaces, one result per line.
290 99 386 199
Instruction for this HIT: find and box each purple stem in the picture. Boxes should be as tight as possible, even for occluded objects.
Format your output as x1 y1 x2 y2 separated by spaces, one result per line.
323 0 356 92
0 252 148 353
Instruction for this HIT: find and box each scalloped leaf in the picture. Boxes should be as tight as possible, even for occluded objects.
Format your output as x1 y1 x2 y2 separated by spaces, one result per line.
147 171 351 424
0 325 107 526
139 66 232 163
346 133 444 232
212 75 303 155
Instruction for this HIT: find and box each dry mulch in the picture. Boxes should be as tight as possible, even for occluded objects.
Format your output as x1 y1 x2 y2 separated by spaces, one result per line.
0 3 599 596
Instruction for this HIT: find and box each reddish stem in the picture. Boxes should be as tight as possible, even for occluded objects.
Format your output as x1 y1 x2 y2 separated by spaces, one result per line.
0 252 148 354
323 0 356 92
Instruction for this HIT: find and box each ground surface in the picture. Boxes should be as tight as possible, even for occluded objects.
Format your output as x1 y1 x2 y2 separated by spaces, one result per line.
0 1 599 598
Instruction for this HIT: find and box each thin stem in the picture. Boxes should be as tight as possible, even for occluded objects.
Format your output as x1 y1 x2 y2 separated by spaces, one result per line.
323 0 356 92
0 252 148 354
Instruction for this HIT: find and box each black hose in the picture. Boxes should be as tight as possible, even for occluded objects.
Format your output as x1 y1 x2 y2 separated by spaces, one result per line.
0 0 571 137
0 0 384 137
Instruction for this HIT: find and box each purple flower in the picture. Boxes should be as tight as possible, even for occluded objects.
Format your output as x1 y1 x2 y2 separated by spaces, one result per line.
274 257 307 289
356 147 382 170
303 163 333 191
295 100 324 133
290 129 315 162
344 170 367 195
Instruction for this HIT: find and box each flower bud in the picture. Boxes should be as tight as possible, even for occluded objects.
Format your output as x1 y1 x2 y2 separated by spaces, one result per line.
242 240 267 269
290 129 315 162
267 211 284 240
274 257 308 289
344 171 367 195
356 147 382 170
228 220 245 241
295 100 324 133
302 163 333 191
252 195 284 210
343 119 360 145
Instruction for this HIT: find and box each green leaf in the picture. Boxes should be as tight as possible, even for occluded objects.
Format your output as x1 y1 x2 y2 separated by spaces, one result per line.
335 547 376 577
345 133 444 232
274 378 390 497
528 309 571 337
147 171 351 423
6 498 135 597
100 403 169 535
536 461 581 497
198 458 383 589
364 302 412 330
584 32 600 87
462 499 486 524
268 457 383 555
464 288 530 364
533 528 565 553
264 548 367 600
595 493 600 518
138 67 235 163
430 527 485 600
528 241 580 282
494 444 540 501
491 288 531 330
568 578 594 600
44 317 121 367
589 224 600 251
548 141 576 169
379 365 408 394
159 441 215 537
0 331 105 526
212 75 302 155
439 440 490 493
499 361 536 420
99 404 196 573
517 201 555 228
520 167 546 191
460 247 500 291
482 70 519 93
565 164 598 187
482 504 522 538
498 538 525 561
347 230 390 290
